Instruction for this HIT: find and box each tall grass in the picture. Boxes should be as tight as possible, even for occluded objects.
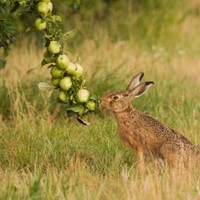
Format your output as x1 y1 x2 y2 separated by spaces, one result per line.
0 0 200 199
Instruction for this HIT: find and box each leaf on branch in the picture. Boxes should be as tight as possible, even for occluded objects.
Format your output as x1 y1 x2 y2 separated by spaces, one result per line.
41 59 48 67
66 106 91 125
51 15 62 23
63 29 77 41
47 89 54 98
10 1 20 13
41 52 55 67
89 93 97 101
38 82 54 92
41 59 54 67
44 39 51 47
67 104 85 114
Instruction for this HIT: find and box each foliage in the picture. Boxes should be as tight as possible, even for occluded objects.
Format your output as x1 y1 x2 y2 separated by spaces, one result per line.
0 1 18 68
0 0 36 68
0 0 99 121
34 0 98 121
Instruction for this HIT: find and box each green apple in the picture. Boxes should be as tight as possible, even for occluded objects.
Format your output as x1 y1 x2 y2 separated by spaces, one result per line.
86 100 96 111
74 64 83 77
59 77 72 91
50 66 64 78
37 2 49 15
66 62 77 75
76 89 90 103
58 91 68 103
78 106 85 116
51 78 60 86
35 18 46 30
57 54 69 69
48 41 61 54
47 2 53 12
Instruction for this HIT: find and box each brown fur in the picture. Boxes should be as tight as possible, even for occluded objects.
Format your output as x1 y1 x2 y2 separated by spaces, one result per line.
100 72 200 169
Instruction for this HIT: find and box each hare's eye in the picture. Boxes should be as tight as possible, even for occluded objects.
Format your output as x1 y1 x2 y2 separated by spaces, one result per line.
112 95 120 101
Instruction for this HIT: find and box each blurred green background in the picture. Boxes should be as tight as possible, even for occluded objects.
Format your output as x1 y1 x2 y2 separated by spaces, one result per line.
11 0 199 50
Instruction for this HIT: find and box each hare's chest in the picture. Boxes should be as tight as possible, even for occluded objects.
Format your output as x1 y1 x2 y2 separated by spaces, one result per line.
116 114 143 150
118 125 143 151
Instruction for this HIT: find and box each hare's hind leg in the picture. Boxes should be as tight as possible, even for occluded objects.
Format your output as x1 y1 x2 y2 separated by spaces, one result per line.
160 143 183 168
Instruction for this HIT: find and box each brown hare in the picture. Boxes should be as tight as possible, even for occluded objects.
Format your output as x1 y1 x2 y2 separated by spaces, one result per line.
100 72 200 169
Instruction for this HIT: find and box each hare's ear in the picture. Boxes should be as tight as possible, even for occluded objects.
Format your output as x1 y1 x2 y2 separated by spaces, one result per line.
126 72 144 91
129 82 154 98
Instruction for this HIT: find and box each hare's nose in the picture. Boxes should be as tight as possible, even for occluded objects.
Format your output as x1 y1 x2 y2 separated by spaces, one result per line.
99 98 105 107
99 99 103 105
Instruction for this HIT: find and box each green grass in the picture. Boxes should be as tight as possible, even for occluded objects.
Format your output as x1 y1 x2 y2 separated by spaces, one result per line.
1 1 200 199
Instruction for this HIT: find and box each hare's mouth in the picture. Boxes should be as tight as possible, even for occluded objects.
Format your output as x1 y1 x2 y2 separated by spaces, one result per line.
99 99 110 109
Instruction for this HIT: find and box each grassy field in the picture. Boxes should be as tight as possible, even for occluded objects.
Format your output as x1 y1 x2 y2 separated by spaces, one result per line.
1 1 200 199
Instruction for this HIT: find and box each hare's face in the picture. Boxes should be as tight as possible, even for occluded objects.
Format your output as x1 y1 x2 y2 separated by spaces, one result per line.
100 72 154 113
100 92 130 112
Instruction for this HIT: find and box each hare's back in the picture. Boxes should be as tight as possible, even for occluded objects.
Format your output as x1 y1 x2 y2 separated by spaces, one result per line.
132 111 176 140
134 111 199 151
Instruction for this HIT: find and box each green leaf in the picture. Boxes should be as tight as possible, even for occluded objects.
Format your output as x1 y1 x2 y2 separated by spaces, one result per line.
67 104 85 115
41 59 48 67
47 89 54 98
10 1 20 13
63 29 77 41
43 51 55 64
38 82 54 92
89 93 97 101
44 39 51 47
51 15 62 23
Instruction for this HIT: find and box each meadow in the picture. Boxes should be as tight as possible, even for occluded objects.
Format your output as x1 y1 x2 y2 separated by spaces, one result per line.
0 0 200 199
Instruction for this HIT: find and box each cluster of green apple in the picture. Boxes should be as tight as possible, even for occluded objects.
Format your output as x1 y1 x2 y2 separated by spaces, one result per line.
35 0 97 117
50 52 96 114
35 0 53 30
